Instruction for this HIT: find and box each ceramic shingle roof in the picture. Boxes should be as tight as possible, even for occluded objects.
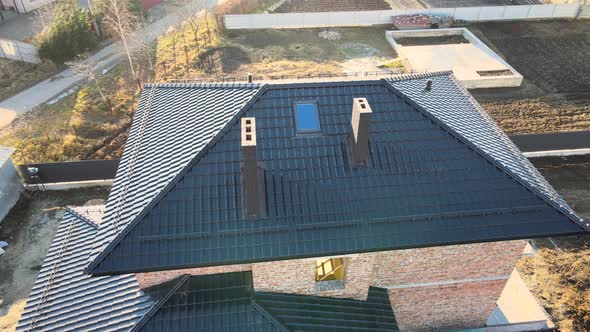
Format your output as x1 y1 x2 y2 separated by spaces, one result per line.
16 207 165 332
86 73 587 275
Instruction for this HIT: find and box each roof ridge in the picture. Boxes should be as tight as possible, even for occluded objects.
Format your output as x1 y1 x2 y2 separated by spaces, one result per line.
29 211 80 330
130 274 190 332
386 70 453 82
65 207 99 230
382 77 588 231
250 299 291 332
143 82 263 89
85 85 270 275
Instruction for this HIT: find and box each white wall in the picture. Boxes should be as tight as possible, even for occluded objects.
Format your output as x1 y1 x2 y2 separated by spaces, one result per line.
224 4 581 29
0 150 22 223
0 38 40 64
1 0 55 13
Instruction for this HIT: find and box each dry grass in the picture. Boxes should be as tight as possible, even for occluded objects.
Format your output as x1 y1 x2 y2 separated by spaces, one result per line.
0 59 60 102
482 96 590 135
0 65 138 164
156 24 400 81
0 299 26 332
155 13 221 81
518 248 590 331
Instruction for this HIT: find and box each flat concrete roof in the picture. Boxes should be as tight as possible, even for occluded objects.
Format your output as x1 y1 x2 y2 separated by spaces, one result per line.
386 28 523 89
399 43 509 80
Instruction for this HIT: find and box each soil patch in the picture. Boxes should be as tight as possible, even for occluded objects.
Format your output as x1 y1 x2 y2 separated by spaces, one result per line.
482 93 590 135
396 35 469 46
0 188 110 331
273 0 391 13
197 46 251 74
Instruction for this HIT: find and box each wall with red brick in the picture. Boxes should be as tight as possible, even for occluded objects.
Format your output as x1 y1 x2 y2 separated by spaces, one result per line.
135 263 252 289
134 240 526 331
252 254 376 300
387 279 508 331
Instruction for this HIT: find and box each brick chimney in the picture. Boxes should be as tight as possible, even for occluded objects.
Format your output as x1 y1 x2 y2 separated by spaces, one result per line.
350 98 372 166
241 117 265 217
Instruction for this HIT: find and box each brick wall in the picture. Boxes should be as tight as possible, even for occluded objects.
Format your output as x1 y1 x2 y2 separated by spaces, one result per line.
252 254 376 300
135 263 252 289
388 279 508 331
134 239 526 331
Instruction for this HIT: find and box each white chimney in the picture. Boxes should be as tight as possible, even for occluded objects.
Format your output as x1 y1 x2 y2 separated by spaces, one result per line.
350 97 372 166
241 117 264 217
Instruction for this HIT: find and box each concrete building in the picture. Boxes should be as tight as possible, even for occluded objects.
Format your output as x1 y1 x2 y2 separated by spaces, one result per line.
0 146 21 223
17 72 588 331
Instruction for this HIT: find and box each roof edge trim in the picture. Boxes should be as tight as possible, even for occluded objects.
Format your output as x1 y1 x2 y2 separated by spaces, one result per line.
129 274 190 332
88 230 584 276
85 84 270 275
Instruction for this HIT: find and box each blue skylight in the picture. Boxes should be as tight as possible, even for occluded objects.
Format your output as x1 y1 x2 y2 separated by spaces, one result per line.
294 102 321 133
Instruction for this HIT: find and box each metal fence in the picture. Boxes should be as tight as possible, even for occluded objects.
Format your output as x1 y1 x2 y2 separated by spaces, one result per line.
17 160 119 184
0 38 40 64
166 69 429 84
224 4 582 29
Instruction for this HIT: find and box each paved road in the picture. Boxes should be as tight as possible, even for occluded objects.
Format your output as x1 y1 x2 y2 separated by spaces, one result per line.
0 0 222 129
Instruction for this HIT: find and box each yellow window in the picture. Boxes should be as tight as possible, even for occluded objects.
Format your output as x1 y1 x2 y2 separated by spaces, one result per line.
316 258 345 282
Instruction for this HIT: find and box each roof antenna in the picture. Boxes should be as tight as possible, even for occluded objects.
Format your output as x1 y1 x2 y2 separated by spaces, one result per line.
425 80 433 91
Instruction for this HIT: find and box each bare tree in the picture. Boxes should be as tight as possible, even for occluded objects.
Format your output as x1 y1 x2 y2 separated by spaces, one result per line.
66 57 113 113
99 0 142 89
137 28 155 73
177 0 203 50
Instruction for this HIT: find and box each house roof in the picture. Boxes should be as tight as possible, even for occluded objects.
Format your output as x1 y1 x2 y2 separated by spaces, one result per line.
16 207 163 332
135 272 399 332
19 209 399 332
86 73 587 276
255 286 398 331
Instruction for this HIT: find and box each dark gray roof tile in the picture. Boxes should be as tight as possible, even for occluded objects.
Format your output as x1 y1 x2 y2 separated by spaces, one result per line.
86 75 586 275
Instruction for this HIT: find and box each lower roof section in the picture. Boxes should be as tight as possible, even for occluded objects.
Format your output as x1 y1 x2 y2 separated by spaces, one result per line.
16 207 165 332
18 208 398 332
136 272 399 332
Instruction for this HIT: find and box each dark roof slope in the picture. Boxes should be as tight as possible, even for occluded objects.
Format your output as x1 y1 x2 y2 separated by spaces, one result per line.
137 272 285 332
16 207 167 332
87 74 587 275
136 272 398 332
87 83 263 272
256 287 398 331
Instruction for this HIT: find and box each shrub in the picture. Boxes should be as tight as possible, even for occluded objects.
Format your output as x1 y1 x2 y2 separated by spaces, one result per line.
35 0 97 65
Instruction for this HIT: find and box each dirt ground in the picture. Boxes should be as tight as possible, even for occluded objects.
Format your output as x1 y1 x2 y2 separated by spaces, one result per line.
519 155 590 331
216 27 401 78
470 20 590 135
0 188 109 332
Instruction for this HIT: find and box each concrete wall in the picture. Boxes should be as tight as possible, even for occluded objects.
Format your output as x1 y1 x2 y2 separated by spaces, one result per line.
224 4 581 29
385 28 523 89
0 39 40 64
0 148 22 223
0 0 55 14
135 240 526 331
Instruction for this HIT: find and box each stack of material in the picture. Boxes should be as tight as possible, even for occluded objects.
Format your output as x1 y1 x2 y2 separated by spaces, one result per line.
392 14 453 30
